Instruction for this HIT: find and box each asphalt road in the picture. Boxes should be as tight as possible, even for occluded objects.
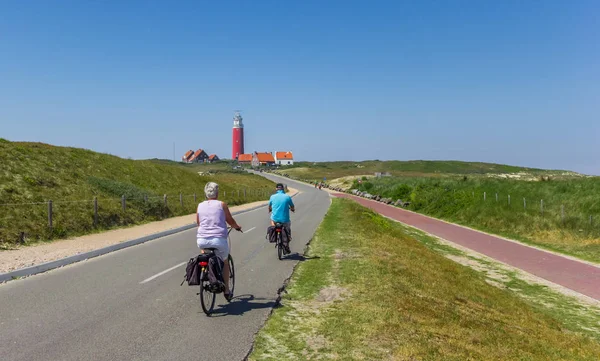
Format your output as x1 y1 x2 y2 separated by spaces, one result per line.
0 175 330 361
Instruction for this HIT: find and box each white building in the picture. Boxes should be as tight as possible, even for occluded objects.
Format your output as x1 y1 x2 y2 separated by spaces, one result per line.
275 151 294 166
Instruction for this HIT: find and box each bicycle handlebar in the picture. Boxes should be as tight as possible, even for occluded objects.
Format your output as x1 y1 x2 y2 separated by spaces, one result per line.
228 227 243 234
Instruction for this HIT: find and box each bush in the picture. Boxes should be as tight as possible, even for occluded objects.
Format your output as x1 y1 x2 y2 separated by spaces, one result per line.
362 182 374 191
390 184 412 200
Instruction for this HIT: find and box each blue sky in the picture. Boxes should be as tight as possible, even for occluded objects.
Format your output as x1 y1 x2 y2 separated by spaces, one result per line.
1 1 598 174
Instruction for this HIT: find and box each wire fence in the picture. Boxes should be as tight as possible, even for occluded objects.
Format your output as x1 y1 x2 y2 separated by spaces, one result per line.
452 189 600 230
354 186 600 235
0 187 280 245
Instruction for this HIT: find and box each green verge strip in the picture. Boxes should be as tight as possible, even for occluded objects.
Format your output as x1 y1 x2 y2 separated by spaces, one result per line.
401 225 600 342
249 199 600 361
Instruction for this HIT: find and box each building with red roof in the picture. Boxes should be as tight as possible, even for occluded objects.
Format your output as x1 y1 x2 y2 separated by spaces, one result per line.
251 152 276 167
274 151 294 166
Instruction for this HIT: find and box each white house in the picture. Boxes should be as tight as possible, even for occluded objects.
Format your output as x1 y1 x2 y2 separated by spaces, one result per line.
275 151 294 166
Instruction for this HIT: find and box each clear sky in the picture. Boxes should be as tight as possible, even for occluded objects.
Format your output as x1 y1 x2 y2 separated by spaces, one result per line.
1 1 598 174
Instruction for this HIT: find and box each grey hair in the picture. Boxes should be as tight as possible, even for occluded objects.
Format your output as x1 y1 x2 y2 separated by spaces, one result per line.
204 182 219 199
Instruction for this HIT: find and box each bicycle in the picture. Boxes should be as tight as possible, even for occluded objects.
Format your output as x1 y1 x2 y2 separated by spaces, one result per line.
273 223 289 260
198 227 240 315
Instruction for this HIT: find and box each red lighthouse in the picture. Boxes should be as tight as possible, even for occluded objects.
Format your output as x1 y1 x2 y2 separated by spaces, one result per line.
232 111 244 159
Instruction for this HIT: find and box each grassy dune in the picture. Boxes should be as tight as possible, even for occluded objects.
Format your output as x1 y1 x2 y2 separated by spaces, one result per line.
0 139 274 246
282 160 569 181
249 199 600 360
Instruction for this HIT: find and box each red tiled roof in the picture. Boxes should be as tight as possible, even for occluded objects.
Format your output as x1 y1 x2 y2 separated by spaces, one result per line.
183 150 194 160
275 151 293 160
189 149 205 161
255 152 275 163
208 154 218 160
238 154 252 162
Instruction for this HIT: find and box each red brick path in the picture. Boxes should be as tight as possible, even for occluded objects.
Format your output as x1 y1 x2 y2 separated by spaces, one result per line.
335 193 600 301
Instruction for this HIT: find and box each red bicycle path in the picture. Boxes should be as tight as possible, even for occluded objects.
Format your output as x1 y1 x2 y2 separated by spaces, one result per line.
334 193 600 301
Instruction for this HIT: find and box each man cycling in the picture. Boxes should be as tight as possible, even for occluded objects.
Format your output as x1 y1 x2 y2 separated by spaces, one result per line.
268 183 295 254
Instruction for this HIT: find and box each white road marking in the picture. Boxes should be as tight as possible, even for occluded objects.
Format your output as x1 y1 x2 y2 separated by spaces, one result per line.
140 262 186 284
141 226 257 284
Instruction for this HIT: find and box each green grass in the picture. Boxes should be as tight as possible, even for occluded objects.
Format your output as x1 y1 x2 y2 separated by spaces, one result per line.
280 160 576 181
0 139 275 246
147 158 238 172
249 199 600 360
400 224 600 342
349 175 600 263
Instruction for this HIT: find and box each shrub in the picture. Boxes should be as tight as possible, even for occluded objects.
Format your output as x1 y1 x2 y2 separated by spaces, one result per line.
390 184 412 200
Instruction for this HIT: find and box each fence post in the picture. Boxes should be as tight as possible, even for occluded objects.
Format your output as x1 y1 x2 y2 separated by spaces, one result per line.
484 192 486 201
144 195 148 203
224 190 226 198
94 197 98 227
496 193 498 202
540 199 543 215
508 194 511 205
180 193 183 207
48 200 53 230
122 195 126 212
237 189 240 198
164 194 168 207
523 198 526 209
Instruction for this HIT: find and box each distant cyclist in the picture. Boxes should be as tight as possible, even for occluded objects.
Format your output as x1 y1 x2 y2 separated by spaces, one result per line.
268 183 295 254
196 182 242 300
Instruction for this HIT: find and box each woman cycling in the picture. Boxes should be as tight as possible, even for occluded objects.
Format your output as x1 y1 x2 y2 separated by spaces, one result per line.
196 182 242 300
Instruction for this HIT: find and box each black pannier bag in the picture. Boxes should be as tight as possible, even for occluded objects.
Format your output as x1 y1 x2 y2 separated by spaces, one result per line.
181 255 201 286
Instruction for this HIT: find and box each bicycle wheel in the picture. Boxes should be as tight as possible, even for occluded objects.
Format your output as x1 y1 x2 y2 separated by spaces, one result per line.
227 255 235 301
277 234 283 260
200 271 216 315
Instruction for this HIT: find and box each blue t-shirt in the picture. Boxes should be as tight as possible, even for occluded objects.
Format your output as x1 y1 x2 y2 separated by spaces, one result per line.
269 190 295 223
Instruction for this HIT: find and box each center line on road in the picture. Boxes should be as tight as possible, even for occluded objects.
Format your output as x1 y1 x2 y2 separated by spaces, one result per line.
140 262 186 284
244 227 256 233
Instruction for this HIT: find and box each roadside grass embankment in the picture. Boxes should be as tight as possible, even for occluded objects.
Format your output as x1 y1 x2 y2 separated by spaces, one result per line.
350 176 600 264
401 224 600 341
0 139 275 247
249 199 600 360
